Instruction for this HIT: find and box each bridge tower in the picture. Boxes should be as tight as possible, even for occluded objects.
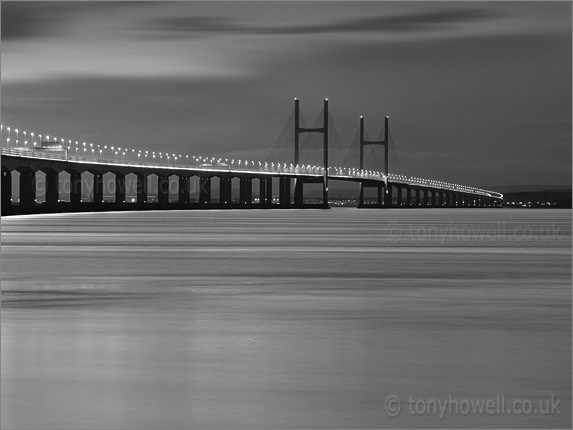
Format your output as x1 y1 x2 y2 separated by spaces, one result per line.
359 116 389 207
294 98 329 208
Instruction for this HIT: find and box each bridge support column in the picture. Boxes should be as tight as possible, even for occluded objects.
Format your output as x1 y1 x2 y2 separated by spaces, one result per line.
266 178 273 205
157 175 168 205
322 177 328 208
115 174 125 205
377 185 384 207
45 171 59 206
179 176 190 204
70 171 82 205
294 178 304 206
406 188 412 207
239 178 246 206
217 177 225 205
239 179 244 205
136 173 147 204
259 178 266 206
18 168 36 209
396 185 403 207
415 189 421 206
427 190 433 207
2 166 12 209
384 185 391 208
227 178 233 204
93 173 103 204
199 176 211 205
244 179 252 206
219 178 230 205
438 192 444 207
382 184 390 208
279 177 290 206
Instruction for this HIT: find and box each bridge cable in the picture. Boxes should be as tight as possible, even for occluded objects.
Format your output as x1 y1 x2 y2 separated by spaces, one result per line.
326 110 349 169
267 107 307 165
387 129 403 175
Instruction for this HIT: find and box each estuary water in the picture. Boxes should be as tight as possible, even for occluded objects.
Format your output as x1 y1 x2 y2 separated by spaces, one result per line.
1 208 571 429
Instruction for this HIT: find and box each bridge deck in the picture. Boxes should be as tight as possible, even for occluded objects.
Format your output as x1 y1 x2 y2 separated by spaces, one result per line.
1 147 502 199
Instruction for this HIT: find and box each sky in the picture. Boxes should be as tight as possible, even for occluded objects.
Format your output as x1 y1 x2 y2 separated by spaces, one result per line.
1 1 571 187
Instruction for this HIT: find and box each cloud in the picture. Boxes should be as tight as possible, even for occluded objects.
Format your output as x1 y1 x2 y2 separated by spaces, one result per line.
1 1 155 41
1 2 569 187
1 2 62 41
143 7 500 38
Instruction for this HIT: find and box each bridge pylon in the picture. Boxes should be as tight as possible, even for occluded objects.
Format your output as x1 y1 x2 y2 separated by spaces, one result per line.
358 115 389 208
294 98 329 208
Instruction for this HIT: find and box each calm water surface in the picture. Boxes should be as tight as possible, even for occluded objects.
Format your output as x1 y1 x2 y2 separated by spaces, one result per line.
1 209 571 429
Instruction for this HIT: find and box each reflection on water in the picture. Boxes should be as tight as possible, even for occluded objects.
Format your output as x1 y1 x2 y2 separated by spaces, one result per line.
1 209 571 429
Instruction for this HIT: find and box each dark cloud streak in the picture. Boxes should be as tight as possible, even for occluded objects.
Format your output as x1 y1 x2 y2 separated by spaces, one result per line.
1 2 63 41
1 1 155 41
144 7 501 38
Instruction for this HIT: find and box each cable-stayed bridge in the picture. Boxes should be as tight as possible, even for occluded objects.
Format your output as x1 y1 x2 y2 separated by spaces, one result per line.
1 99 502 215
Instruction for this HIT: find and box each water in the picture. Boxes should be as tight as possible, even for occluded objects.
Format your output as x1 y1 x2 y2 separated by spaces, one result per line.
1 209 571 429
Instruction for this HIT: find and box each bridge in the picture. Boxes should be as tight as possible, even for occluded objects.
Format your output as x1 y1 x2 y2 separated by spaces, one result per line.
1 99 502 216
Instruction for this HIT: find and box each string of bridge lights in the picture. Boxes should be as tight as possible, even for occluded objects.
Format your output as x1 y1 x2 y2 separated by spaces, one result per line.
0 123 492 196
